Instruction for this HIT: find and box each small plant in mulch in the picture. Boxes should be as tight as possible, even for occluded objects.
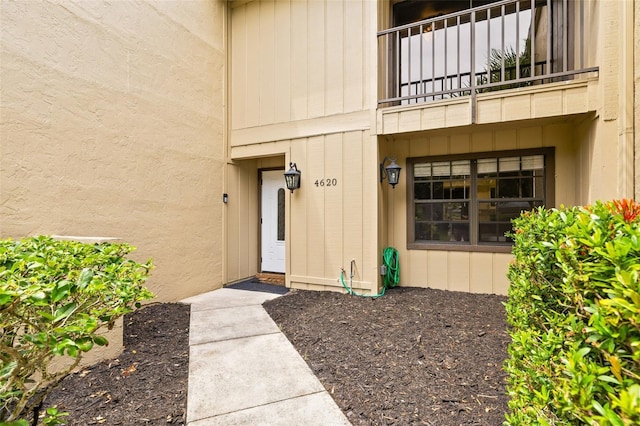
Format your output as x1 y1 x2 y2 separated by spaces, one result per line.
0 236 153 425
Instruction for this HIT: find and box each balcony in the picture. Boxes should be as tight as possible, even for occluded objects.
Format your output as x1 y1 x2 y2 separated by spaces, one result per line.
377 0 598 109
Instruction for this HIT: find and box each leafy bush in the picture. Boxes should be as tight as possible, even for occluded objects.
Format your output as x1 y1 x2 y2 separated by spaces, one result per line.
505 200 640 425
0 236 154 424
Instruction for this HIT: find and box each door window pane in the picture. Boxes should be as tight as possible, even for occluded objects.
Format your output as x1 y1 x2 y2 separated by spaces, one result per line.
277 188 285 241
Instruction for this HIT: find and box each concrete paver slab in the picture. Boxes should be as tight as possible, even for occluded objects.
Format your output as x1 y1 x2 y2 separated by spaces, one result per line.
187 333 325 423
190 392 350 425
182 288 281 312
184 287 350 425
189 305 280 345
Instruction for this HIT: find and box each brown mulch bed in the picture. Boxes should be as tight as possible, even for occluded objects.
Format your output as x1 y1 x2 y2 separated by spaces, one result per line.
42 287 510 425
44 303 190 425
264 287 510 425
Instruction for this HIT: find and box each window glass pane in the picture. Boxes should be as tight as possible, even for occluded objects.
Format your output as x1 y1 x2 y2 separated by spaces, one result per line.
414 182 431 199
449 178 470 199
499 157 520 172
414 163 431 177
479 222 499 242
416 222 469 243
533 176 545 198
415 203 436 221
411 151 547 247
451 160 471 177
277 188 285 241
522 155 544 170
477 177 496 199
520 175 534 197
495 201 532 221
450 223 470 242
498 223 514 242
415 222 433 240
498 178 520 198
478 201 496 222
432 161 450 177
432 181 445 199
443 202 469 221
478 158 497 175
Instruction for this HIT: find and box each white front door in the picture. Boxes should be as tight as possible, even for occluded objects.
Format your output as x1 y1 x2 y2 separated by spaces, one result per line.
261 170 286 273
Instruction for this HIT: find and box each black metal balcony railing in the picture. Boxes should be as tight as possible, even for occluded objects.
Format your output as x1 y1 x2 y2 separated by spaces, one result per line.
378 0 598 107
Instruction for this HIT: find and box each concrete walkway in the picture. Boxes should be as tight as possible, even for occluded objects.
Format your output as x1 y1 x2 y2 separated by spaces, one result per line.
181 287 350 425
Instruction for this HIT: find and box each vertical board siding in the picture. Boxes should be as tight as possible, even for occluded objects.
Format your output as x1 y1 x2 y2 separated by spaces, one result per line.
274 0 291 123
426 251 449 290
244 2 260 126
238 162 252 276
231 0 369 129
492 253 511 294
306 0 325 118
342 132 364 282
231 7 247 130
407 249 428 288
305 136 326 278
361 133 379 284
226 165 240 281
469 252 494 294
388 122 584 295
448 251 471 293
225 160 259 283
344 0 364 112
290 139 309 276
258 0 275 125
323 133 344 278
325 0 344 116
282 131 376 293
290 0 309 120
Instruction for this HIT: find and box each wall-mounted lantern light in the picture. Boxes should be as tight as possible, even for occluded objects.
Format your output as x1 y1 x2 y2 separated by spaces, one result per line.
380 157 401 188
284 162 301 193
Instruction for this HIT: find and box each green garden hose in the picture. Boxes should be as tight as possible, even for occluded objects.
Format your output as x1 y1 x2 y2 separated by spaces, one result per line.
382 246 400 289
338 247 399 298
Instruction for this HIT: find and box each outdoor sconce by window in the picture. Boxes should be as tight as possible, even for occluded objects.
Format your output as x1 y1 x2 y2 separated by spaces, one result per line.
284 162 301 193
380 157 401 188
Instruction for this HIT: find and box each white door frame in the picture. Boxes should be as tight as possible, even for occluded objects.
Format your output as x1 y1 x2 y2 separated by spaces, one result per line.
260 170 286 273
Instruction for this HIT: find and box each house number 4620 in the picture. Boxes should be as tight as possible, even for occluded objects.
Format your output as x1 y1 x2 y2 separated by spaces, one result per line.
314 178 338 187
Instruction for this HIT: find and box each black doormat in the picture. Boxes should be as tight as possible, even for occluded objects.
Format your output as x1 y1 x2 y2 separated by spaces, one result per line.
226 279 289 295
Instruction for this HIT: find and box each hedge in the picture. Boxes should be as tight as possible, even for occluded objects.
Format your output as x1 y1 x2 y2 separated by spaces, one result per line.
505 200 640 425
0 236 154 424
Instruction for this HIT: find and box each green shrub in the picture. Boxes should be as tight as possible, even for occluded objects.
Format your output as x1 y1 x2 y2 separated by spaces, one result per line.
0 236 154 424
505 200 640 425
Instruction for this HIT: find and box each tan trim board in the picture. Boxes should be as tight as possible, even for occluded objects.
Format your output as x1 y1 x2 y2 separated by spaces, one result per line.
229 0 255 9
230 140 290 160
288 274 371 291
378 79 598 135
231 110 371 147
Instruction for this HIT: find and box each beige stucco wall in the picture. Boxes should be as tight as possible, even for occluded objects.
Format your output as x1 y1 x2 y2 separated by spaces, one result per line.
1 0 226 302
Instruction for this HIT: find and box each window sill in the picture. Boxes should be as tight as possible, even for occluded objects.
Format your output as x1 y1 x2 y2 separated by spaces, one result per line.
407 242 513 253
